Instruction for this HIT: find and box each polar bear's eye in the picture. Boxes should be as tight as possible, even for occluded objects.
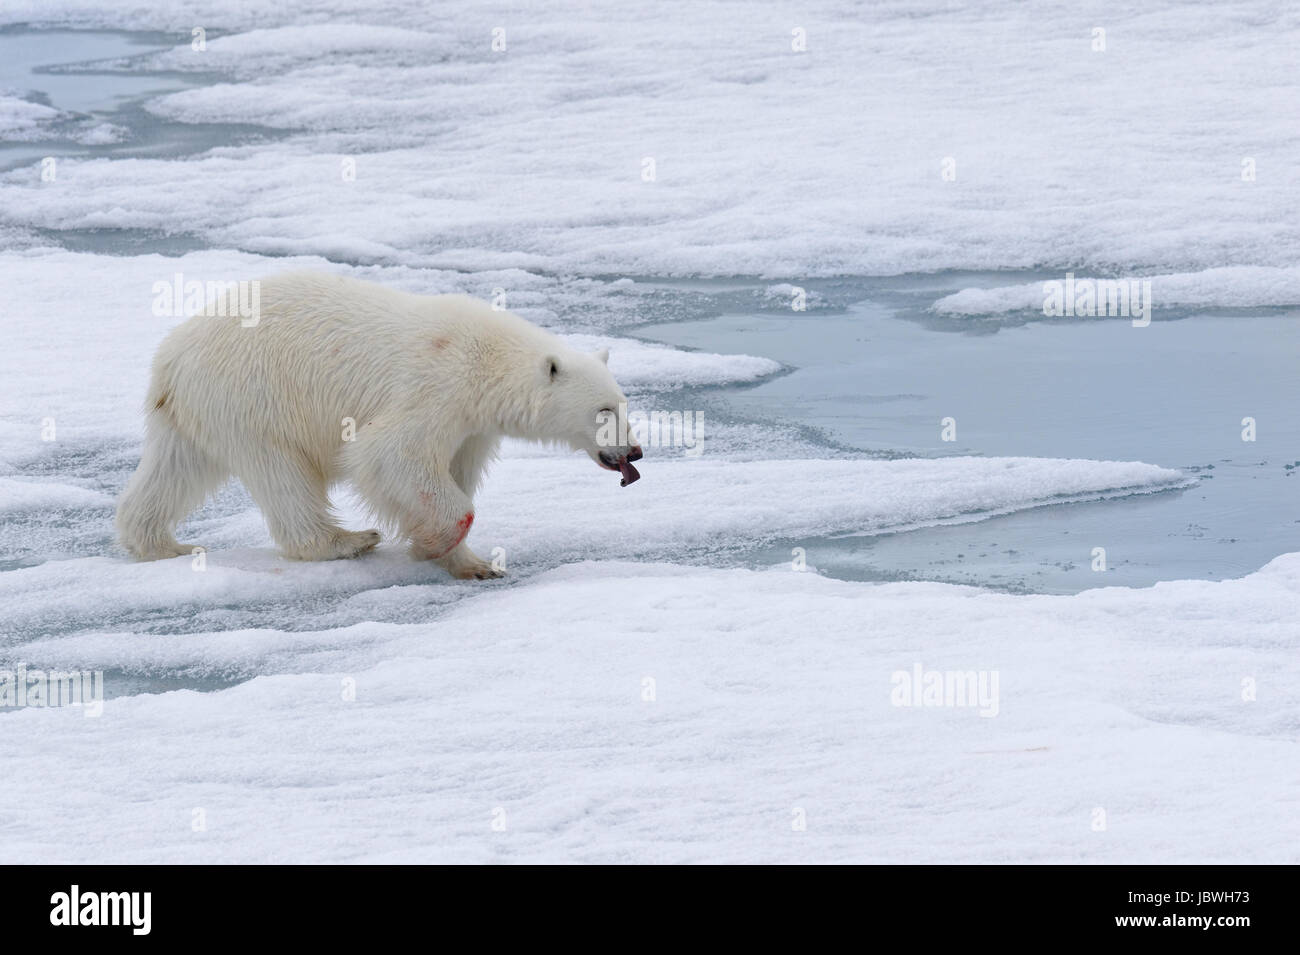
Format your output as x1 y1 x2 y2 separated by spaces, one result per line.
549 360 559 379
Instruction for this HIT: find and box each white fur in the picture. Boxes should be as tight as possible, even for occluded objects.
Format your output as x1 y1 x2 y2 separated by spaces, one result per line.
116 272 637 578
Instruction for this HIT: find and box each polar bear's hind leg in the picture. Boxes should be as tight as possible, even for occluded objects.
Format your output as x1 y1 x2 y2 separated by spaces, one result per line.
116 411 227 560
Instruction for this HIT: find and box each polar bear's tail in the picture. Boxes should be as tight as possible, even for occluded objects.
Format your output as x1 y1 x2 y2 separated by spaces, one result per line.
116 388 228 561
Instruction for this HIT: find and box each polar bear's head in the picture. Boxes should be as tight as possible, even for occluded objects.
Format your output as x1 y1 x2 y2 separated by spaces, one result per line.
531 345 642 482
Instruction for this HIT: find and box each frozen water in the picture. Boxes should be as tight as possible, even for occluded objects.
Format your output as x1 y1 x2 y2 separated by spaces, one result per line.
4 1 1300 274
638 291 1300 592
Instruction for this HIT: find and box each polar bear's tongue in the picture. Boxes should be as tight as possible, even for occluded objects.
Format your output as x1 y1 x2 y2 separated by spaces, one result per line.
618 458 640 487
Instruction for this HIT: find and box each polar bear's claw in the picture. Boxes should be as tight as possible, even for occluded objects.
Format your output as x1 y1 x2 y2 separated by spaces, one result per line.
458 562 504 581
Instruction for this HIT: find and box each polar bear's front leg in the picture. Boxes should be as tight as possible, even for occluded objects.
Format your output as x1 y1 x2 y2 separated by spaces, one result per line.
362 459 477 563
344 419 492 574
430 433 504 578
401 475 481 563
406 501 475 562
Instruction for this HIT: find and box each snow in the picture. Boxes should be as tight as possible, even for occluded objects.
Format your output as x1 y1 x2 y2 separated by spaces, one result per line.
3 557 1298 863
0 94 63 139
2 0 1298 276
0 94 127 145
560 334 780 389
0 477 112 511
144 25 453 78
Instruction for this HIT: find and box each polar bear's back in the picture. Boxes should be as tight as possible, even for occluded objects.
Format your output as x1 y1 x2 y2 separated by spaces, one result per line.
147 272 539 469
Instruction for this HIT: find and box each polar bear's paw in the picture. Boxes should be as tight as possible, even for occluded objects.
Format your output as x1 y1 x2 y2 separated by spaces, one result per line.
329 528 382 559
131 541 201 561
448 555 505 580
288 528 381 561
430 544 504 580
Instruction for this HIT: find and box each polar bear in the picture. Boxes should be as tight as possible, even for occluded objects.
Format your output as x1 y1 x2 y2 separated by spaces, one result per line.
116 272 642 579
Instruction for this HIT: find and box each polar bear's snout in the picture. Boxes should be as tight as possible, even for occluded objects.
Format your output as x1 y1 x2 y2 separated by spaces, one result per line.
598 444 643 486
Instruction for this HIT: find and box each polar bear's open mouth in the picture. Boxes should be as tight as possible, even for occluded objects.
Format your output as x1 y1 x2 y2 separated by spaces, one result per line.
598 447 642 486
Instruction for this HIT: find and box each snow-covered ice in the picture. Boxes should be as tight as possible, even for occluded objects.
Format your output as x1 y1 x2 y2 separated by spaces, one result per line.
0 453 1189 661
933 266 1300 317
4 0 1300 275
0 94 64 140
3 557 1298 863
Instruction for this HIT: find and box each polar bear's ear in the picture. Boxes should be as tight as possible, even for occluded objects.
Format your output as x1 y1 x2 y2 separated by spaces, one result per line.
595 348 609 365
